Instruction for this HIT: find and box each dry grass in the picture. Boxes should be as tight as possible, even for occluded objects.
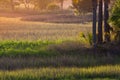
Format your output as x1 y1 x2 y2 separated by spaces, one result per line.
0 12 92 40
0 65 120 80
0 12 120 79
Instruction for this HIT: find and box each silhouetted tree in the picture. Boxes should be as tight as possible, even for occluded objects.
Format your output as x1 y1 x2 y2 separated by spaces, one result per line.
98 0 103 43
92 0 97 46
104 0 111 42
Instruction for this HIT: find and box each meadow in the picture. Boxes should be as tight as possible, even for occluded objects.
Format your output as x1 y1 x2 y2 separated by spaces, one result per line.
0 16 91 40
0 11 120 80
0 65 120 80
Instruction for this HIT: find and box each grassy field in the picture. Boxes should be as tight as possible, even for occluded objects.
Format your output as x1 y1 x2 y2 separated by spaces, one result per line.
0 12 92 40
0 12 120 80
0 65 119 80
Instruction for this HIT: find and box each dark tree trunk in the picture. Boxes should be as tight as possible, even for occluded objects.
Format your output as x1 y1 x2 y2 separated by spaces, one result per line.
92 0 97 47
104 0 110 42
98 0 103 44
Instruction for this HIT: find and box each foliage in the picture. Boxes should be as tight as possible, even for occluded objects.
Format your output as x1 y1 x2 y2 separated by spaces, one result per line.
77 32 92 45
110 0 120 28
47 3 60 10
0 0 20 9
109 0 120 43
0 0 11 8
87 33 93 45
0 0 53 10
31 0 52 10
72 0 92 14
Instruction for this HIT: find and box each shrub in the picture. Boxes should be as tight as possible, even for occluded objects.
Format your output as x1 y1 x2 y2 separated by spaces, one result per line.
110 0 120 43
110 0 120 28
47 3 60 10
77 32 92 45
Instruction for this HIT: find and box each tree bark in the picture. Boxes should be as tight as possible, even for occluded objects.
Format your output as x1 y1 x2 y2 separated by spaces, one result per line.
98 0 103 44
92 0 97 47
104 0 110 42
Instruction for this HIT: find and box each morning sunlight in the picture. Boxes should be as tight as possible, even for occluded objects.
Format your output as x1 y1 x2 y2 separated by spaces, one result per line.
0 0 119 80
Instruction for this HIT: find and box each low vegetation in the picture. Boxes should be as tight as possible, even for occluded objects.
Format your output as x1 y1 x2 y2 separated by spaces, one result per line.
0 65 120 80
0 0 120 79
0 17 91 40
0 40 119 71
110 0 120 28
0 40 57 57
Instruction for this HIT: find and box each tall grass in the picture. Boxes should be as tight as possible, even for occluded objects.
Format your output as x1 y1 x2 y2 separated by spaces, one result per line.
0 40 119 70
0 65 119 80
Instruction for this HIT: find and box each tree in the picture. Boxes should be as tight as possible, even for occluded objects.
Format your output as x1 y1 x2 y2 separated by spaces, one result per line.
72 0 93 24
0 0 11 8
72 0 112 44
72 0 97 45
110 0 120 43
110 0 120 28
72 0 92 14
104 0 111 42
0 0 20 10
98 0 103 44
92 0 97 46
19 0 31 9
31 0 52 10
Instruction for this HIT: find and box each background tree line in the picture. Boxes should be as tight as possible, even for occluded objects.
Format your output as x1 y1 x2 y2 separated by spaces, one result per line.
0 0 68 11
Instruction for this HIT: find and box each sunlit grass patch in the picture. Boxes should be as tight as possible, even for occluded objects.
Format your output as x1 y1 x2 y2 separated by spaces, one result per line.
0 40 58 57
0 65 120 80
0 39 89 57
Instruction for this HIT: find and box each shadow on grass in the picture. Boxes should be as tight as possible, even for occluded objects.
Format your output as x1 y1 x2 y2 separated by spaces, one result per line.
0 41 120 71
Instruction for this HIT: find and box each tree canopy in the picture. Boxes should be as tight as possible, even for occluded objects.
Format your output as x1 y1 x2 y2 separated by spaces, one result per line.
72 0 92 14
110 0 120 28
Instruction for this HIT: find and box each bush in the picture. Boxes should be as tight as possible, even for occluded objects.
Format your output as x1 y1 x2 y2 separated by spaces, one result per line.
110 0 120 28
110 0 120 43
77 32 92 45
47 3 60 10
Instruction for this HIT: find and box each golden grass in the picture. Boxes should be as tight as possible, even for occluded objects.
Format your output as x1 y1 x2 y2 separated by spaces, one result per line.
0 65 119 80
0 17 92 40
